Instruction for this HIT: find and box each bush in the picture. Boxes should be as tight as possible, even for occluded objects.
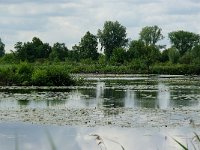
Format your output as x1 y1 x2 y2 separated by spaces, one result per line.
31 69 48 86
16 62 33 85
31 66 75 86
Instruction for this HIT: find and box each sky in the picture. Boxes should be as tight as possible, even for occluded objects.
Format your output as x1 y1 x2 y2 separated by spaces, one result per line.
1 0 200 52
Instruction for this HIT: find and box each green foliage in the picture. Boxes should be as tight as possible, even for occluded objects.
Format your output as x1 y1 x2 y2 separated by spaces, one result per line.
160 49 169 62
144 45 161 68
169 30 200 56
0 38 5 57
0 63 75 86
98 21 128 60
14 37 51 62
127 40 146 60
16 62 33 85
152 63 200 75
32 66 74 86
139 25 164 47
168 47 180 64
0 52 18 64
79 31 99 60
191 45 200 64
98 54 106 65
1 23 200 76
49 43 68 61
31 69 48 86
128 59 148 72
68 45 81 62
179 52 192 64
110 48 126 65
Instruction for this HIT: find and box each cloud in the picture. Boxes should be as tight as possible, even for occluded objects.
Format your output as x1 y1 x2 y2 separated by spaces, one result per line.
0 0 200 52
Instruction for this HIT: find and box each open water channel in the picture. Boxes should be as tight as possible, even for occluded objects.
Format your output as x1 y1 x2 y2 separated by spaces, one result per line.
0 74 200 149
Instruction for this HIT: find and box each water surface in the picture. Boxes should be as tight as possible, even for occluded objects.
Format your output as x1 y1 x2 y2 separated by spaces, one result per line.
0 122 199 150
0 74 199 110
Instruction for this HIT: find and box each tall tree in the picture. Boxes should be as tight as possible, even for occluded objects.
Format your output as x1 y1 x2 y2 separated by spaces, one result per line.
190 45 200 64
127 40 146 60
139 25 164 47
168 47 180 64
110 48 126 65
169 30 200 55
49 43 68 61
14 37 51 62
0 38 5 57
160 49 169 62
79 31 99 60
97 21 128 60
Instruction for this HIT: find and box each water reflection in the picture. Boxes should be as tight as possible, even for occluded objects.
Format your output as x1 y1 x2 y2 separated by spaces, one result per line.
124 89 135 107
0 75 200 109
157 83 170 109
0 122 199 150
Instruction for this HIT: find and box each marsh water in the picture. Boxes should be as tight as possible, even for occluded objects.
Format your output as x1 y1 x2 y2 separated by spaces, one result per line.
1 122 200 150
0 74 200 150
0 74 199 110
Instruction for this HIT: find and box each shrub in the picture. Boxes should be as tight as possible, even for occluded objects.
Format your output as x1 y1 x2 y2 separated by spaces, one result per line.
31 66 75 86
16 62 33 85
31 69 48 86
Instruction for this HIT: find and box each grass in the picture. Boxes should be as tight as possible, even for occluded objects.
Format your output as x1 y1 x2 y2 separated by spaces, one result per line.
174 132 200 150
90 133 125 150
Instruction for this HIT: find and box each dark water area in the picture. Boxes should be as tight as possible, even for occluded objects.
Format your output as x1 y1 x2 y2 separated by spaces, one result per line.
0 74 199 110
0 122 199 150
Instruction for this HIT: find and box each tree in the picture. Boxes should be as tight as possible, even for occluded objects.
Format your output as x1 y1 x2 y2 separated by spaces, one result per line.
110 48 126 65
68 45 80 62
14 42 26 61
144 45 161 67
79 31 99 60
168 47 180 64
160 49 169 62
97 21 128 60
49 43 68 61
14 37 51 62
0 38 5 57
168 30 200 56
31 37 51 59
190 45 200 64
139 25 164 47
127 40 146 60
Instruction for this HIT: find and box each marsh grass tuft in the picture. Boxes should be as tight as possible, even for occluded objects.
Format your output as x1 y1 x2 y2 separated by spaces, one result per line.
174 132 200 150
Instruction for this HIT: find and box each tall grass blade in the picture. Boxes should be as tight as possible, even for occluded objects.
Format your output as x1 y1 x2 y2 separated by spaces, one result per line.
90 134 107 150
104 137 125 150
173 138 188 150
45 130 57 150
194 132 200 142
191 141 197 150
15 133 19 150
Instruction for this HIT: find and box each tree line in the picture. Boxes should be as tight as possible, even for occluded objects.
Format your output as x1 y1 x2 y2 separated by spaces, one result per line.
0 20 200 67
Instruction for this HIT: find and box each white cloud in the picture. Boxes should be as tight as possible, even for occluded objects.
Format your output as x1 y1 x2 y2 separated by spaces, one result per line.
0 0 200 52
